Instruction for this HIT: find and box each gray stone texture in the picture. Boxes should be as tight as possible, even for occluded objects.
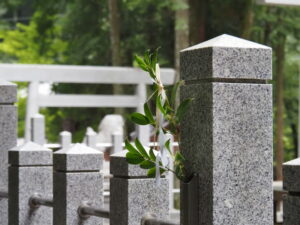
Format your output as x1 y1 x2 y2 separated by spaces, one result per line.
180 34 272 81
9 142 52 166
283 194 300 225
0 81 17 103
283 158 300 192
110 150 148 177
180 35 273 225
9 167 53 225
110 177 169 225
53 172 103 225
54 143 103 172
0 81 17 225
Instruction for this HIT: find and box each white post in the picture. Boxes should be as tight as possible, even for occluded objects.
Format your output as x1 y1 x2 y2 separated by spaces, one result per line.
30 113 45 145
136 83 150 146
166 133 175 213
25 81 39 142
59 131 72 149
111 133 123 155
86 127 97 149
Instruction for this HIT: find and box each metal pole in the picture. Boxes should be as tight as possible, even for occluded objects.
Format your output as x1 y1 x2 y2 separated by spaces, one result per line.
78 204 110 219
29 194 53 208
141 215 179 225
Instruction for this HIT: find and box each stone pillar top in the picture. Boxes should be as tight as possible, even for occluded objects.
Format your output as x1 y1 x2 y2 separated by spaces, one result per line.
9 141 52 166
180 34 272 81
110 150 148 177
0 80 17 104
54 143 102 172
283 158 300 192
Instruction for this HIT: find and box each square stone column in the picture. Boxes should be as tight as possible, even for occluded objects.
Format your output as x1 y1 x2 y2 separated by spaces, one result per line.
30 114 45 145
53 144 103 225
110 151 169 225
0 81 17 225
8 142 53 225
283 158 300 225
180 34 273 225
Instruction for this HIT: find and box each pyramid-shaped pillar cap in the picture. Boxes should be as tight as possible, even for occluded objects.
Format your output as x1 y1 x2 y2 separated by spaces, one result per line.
9 141 52 166
54 143 103 172
0 80 17 104
180 34 272 81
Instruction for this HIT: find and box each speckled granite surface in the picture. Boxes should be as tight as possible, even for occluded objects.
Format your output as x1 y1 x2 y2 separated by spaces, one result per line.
179 35 273 225
283 158 300 192
283 194 300 225
110 178 169 225
0 82 17 225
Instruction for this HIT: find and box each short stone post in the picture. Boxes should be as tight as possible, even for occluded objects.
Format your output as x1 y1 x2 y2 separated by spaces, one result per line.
111 133 123 155
283 158 300 224
0 81 17 225
110 151 169 225
60 131 72 149
180 34 273 224
8 142 53 225
31 113 46 145
53 144 103 225
85 127 97 149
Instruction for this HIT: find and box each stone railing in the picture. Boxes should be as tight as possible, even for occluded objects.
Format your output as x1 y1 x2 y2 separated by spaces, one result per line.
0 34 278 225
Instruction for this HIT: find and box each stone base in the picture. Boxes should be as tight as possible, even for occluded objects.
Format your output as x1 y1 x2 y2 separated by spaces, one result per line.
110 177 169 225
54 172 103 225
283 194 300 225
0 199 8 225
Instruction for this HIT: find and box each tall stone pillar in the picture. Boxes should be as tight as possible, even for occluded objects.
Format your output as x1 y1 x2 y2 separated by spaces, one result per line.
0 81 17 225
180 34 273 225
110 151 169 225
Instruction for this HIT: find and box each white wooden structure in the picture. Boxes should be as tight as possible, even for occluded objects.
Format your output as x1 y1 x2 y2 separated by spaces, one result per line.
0 64 175 143
257 0 300 6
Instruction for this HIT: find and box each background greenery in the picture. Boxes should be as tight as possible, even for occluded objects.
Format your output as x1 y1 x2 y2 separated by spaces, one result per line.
0 0 299 179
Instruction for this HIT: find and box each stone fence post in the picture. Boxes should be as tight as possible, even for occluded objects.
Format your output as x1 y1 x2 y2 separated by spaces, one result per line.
60 131 72 149
283 158 300 224
53 143 103 225
31 114 45 145
111 133 123 155
0 81 17 225
8 142 53 225
180 34 273 225
110 151 169 225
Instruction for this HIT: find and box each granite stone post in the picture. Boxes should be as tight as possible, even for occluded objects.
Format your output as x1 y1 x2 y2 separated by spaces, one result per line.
53 143 103 225
180 34 273 225
111 133 123 155
110 151 169 225
8 142 53 225
60 131 72 149
0 81 17 225
283 158 300 224
30 114 45 145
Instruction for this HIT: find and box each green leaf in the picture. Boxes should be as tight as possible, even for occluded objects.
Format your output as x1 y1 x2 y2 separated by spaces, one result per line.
175 98 193 121
140 160 155 169
126 152 144 164
135 138 149 159
125 139 140 155
147 167 166 178
165 139 172 155
175 152 185 162
156 94 167 115
150 48 159 71
144 49 151 65
134 55 148 72
171 81 184 108
144 103 155 124
130 112 150 125
149 147 156 161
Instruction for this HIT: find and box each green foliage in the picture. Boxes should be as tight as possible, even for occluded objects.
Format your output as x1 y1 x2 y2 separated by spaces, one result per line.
125 49 192 182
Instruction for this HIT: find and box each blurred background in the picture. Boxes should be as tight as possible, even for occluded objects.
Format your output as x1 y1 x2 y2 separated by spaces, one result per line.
0 0 299 182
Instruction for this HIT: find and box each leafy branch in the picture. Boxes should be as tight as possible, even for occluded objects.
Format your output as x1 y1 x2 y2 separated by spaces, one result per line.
125 48 192 182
